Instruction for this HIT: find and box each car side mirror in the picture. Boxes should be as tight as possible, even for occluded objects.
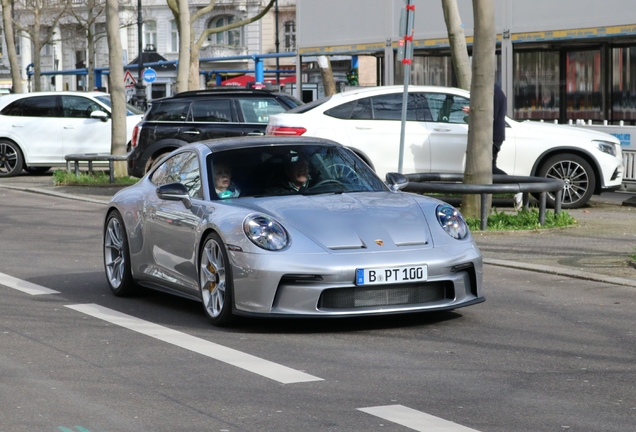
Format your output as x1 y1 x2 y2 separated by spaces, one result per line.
90 110 109 122
385 172 409 192
156 182 192 209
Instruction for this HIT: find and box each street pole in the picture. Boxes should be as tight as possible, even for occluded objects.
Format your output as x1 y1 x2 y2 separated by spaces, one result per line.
275 0 280 84
397 0 415 174
135 0 146 110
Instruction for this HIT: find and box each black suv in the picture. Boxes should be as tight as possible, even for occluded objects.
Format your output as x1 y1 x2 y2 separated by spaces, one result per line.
127 88 302 178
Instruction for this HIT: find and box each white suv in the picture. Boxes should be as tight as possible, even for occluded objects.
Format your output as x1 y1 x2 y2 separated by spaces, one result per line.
0 91 144 177
267 85 623 209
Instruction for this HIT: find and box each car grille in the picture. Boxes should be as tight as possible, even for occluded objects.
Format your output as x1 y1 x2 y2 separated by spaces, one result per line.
318 281 453 309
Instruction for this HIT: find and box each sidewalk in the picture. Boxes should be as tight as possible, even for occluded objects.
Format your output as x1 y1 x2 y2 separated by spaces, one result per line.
4 172 636 288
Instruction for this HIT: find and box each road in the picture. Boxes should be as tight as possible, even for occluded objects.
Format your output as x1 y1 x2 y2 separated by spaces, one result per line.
1 188 635 432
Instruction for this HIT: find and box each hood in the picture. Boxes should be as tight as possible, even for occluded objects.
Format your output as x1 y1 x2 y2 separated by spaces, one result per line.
517 120 620 143
241 192 431 251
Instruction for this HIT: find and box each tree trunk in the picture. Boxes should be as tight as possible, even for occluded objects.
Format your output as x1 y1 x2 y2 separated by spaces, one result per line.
105 0 127 176
2 0 22 92
176 0 190 93
441 0 471 90
87 31 96 90
317 56 336 96
32 13 42 92
462 0 496 219
188 44 201 90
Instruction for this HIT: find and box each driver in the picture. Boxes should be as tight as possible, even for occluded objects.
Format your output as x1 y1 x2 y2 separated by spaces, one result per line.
268 154 311 194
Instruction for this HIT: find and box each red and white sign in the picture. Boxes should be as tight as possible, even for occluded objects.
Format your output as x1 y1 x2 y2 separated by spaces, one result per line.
124 70 137 88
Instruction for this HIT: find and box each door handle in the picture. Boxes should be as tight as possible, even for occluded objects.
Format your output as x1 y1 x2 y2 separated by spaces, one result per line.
183 130 200 135
63 125 75 129
433 127 451 132
247 131 264 136
355 126 372 130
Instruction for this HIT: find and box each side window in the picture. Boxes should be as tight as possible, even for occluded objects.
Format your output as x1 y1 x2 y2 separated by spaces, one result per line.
190 99 232 122
370 94 403 120
151 151 202 198
1 99 24 116
371 93 431 121
351 97 372 119
324 100 357 119
146 101 190 121
62 96 106 118
15 96 59 117
426 93 470 124
238 98 285 123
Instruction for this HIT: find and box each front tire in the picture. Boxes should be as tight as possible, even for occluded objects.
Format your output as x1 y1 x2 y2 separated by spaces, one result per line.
537 153 596 209
199 232 234 326
104 210 139 296
0 140 24 177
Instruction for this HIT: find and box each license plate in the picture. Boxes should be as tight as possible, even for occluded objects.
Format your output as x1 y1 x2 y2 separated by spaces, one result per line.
355 265 427 286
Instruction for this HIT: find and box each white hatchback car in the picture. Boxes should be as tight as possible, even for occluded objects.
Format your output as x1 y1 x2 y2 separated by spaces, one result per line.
0 91 144 177
267 85 623 209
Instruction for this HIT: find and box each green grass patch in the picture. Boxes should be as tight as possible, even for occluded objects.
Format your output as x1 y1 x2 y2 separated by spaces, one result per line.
466 208 577 231
52 169 139 186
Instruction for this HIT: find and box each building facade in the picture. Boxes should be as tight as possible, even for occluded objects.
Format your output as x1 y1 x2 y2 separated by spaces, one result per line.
296 0 636 126
0 0 297 98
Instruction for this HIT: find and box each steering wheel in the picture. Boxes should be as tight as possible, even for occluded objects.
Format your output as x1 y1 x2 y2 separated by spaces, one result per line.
311 178 344 188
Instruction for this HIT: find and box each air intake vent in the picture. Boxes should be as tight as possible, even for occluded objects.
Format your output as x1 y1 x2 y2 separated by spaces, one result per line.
318 282 453 309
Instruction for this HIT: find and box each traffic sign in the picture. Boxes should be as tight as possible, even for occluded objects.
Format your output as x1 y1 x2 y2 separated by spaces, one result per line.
124 70 137 88
143 68 157 83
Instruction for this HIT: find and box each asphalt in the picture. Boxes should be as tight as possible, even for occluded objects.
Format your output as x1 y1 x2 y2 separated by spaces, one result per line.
3 171 636 288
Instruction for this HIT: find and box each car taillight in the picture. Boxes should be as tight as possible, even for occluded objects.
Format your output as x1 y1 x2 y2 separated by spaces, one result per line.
266 125 307 136
131 124 140 147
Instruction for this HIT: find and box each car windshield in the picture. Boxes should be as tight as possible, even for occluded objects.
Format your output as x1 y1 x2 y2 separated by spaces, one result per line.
95 95 145 116
208 144 387 199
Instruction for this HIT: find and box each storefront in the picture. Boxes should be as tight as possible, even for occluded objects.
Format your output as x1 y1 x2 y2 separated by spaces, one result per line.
296 0 636 126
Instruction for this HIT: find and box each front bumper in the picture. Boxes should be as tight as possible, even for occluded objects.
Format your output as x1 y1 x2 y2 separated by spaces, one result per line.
229 242 483 316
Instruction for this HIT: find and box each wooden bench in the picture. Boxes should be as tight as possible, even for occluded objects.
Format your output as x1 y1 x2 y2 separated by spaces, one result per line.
64 153 129 184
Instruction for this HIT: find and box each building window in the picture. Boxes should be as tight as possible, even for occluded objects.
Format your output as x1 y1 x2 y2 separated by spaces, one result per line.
42 43 52 56
513 51 560 122
170 20 179 52
284 21 295 52
0 33 3 56
209 15 241 47
143 20 157 51
15 37 20 56
612 46 636 124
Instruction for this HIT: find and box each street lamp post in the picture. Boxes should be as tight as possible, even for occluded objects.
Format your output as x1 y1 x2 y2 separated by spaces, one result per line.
134 0 147 110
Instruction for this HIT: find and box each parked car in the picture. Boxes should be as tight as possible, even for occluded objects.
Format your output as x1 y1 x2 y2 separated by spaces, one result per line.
127 88 303 178
104 136 484 326
0 91 144 177
266 85 624 209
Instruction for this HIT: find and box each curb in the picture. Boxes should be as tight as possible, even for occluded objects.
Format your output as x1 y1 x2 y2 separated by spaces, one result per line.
4 185 111 205
484 258 636 288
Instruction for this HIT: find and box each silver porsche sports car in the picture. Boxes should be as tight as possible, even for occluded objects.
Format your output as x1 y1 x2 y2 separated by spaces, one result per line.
103 136 484 326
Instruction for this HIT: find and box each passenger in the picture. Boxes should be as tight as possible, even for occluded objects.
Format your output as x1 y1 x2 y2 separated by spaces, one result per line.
213 161 240 199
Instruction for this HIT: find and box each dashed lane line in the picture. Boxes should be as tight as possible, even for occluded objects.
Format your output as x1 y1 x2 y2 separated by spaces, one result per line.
66 303 324 385
0 271 60 295
358 405 481 432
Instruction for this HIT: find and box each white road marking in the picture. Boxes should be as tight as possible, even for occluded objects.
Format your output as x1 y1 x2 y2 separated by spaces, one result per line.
0 271 60 295
358 405 481 432
66 303 324 384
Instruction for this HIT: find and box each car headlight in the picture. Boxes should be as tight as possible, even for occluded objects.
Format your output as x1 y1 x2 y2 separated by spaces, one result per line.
436 204 469 240
243 214 289 251
594 140 617 157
